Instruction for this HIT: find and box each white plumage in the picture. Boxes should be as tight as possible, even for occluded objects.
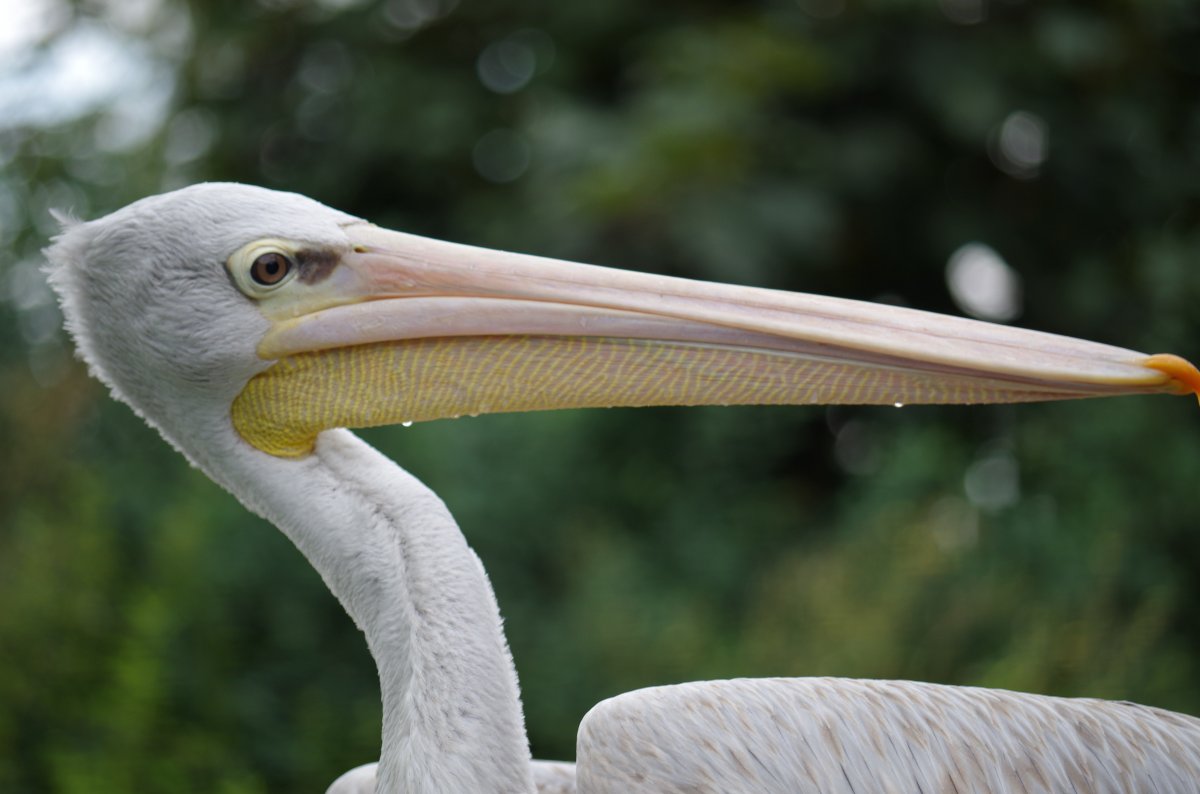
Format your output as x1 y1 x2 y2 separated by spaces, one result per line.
46 183 1200 793
578 678 1200 793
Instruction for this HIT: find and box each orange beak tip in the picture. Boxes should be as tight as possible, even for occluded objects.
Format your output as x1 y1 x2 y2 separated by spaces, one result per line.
1144 353 1200 403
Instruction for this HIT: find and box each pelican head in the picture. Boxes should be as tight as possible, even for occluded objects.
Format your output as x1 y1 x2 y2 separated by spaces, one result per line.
47 182 1198 470
46 186 358 463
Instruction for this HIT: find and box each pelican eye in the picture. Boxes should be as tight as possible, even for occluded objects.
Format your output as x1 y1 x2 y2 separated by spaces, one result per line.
227 239 303 300
251 252 293 286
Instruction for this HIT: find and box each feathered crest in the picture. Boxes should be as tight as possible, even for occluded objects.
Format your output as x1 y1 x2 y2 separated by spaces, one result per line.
49 207 81 230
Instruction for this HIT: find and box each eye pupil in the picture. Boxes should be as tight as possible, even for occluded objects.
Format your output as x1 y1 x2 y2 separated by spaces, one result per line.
251 252 291 286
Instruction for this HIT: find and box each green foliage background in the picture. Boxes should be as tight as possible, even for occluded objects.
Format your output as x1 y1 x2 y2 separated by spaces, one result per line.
2 1 1198 790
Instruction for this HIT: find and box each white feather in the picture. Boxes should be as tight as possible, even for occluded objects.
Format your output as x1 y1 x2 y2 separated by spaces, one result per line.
578 678 1200 793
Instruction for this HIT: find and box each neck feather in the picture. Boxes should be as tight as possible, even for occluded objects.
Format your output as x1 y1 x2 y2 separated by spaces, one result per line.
191 424 535 792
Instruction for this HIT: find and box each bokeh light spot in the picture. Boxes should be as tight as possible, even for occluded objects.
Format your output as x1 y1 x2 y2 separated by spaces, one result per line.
990 110 1048 179
963 450 1020 512
473 129 530 183
477 30 553 95
382 0 458 32
945 242 1022 322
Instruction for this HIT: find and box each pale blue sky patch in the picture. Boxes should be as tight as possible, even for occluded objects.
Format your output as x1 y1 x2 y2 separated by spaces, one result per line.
0 0 175 138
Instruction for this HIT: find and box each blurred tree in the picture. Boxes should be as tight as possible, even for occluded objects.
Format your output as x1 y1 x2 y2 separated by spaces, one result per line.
1 0 1197 791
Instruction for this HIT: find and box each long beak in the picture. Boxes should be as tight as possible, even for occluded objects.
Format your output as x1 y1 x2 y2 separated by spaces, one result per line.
233 223 1199 457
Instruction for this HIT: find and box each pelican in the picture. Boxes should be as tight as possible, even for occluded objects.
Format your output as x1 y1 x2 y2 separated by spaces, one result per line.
47 183 1200 793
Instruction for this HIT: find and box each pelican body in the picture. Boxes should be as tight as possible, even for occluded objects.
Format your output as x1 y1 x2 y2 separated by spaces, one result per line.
46 184 1200 792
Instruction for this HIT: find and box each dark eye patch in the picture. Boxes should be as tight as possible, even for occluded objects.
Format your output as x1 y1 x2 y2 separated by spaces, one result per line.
295 249 341 285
